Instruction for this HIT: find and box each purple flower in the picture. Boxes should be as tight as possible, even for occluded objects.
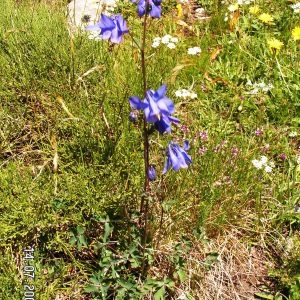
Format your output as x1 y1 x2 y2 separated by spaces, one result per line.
163 141 192 174
86 14 128 44
279 153 287 161
129 84 179 134
148 165 156 181
255 128 264 136
132 0 162 18
198 146 207 156
129 111 138 122
231 147 239 157
198 130 208 141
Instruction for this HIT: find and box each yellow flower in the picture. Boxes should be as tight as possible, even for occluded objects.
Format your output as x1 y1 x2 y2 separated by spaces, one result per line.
292 26 300 41
176 4 183 18
258 13 274 24
228 3 239 12
249 5 260 15
267 38 284 55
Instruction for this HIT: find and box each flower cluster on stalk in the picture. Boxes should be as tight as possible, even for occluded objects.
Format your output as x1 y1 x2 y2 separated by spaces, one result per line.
87 0 192 179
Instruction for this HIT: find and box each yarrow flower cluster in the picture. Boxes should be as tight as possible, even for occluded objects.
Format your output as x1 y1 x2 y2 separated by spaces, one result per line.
228 3 239 12
289 131 298 137
187 46 201 55
245 80 274 94
237 0 253 4
86 14 128 43
175 89 197 99
291 2 300 13
152 35 179 49
252 156 275 173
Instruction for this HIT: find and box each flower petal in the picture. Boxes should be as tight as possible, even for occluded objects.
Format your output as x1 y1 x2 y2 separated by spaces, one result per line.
129 96 148 110
155 84 167 98
150 3 161 18
99 14 115 30
115 15 129 33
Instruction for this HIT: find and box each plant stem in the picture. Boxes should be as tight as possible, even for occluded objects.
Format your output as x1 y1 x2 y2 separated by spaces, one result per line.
140 3 150 216
275 56 292 96
140 0 150 276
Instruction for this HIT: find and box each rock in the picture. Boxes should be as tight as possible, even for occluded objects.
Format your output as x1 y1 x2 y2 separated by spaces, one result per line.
67 0 118 35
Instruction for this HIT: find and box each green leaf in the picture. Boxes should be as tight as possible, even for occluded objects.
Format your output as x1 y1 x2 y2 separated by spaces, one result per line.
84 285 99 293
154 287 165 300
118 279 134 290
254 293 274 299
176 269 187 282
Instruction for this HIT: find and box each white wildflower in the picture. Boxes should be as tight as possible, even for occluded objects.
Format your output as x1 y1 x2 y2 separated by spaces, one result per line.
269 161 275 168
152 41 160 48
190 92 198 99
246 80 273 94
228 3 239 12
252 156 275 173
161 34 172 44
237 0 253 4
252 159 263 169
264 165 273 173
291 2 300 13
175 89 197 99
260 155 268 165
289 131 297 137
175 90 183 97
170 37 179 43
187 46 201 55
167 42 176 49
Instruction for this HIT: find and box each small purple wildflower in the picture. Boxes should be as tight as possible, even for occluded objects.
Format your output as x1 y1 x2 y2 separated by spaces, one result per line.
198 130 208 141
231 147 239 157
148 165 156 181
279 153 287 161
198 146 207 156
255 128 264 136
180 124 190 133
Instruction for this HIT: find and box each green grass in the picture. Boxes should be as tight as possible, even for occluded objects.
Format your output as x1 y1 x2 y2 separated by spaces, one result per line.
0 0 299 299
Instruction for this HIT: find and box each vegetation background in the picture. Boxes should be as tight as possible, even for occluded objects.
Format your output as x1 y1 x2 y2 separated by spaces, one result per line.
0 0 299 299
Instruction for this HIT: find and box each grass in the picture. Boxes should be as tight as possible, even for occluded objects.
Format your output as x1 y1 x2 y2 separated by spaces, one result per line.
0 0 299 299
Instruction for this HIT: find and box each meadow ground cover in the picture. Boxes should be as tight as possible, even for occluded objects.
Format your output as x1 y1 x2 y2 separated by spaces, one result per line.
0 0 299 299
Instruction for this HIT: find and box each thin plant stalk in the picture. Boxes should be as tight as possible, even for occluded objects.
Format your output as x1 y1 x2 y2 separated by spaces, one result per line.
140 0 150 276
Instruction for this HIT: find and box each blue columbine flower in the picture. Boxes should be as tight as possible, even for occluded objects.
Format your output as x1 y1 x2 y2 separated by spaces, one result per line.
131 0 162 18
163 141 192 174
86 14 128 44
129 85 179 134
148 165 156 181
